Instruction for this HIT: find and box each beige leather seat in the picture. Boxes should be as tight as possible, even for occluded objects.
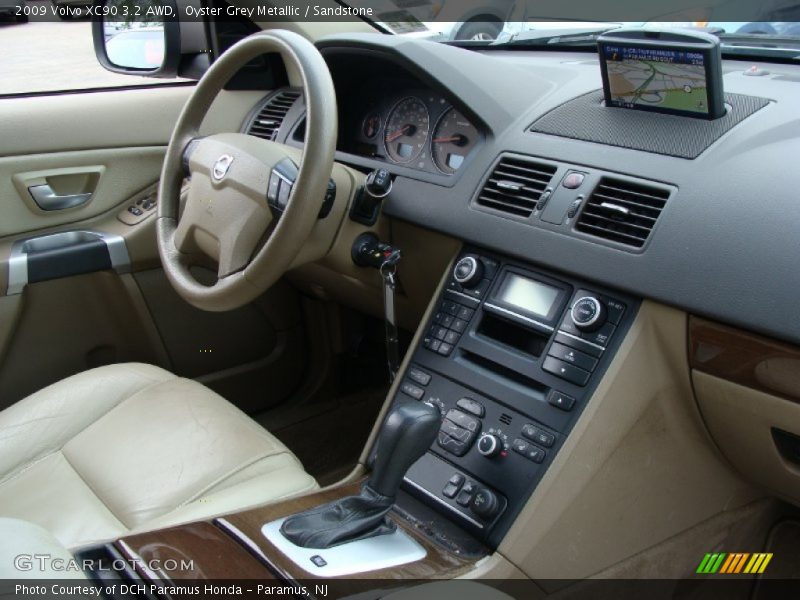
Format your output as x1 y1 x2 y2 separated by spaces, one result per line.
0 363 317 549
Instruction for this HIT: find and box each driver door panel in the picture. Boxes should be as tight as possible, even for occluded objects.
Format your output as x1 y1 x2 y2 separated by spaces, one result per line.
0 85 302 410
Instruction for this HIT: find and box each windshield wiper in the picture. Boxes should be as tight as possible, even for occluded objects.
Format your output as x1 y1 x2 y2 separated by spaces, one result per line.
718 34 800 60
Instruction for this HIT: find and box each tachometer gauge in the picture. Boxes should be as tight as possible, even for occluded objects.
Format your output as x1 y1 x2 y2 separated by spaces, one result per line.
383 97 430 163
362 112 381 139
431 108 478 174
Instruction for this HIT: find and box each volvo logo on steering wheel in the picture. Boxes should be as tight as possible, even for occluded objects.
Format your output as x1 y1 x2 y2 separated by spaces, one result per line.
212 154 234 181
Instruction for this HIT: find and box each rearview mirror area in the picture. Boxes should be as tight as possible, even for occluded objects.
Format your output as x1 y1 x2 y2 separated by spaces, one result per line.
92 0 182 77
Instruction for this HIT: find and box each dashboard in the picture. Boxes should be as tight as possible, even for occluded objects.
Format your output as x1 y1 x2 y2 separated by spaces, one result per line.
263 33 800 348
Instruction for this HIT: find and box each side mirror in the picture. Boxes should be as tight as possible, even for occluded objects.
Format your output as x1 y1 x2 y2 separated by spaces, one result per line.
92 0 182 77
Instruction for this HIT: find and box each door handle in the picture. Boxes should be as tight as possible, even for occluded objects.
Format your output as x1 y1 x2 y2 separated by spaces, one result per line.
28 185 93 211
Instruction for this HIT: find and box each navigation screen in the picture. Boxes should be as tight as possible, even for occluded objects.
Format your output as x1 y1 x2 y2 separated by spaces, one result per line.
603 45 710 115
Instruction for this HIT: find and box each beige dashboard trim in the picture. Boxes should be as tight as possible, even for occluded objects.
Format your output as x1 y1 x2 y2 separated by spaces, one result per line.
495 301 759 584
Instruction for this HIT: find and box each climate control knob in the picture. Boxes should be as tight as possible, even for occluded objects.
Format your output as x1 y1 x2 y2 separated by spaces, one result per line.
453 256 484 288
570 296 607 332
477 433 502 458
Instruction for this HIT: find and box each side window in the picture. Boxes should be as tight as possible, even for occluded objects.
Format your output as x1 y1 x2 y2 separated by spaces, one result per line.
1 9 189 96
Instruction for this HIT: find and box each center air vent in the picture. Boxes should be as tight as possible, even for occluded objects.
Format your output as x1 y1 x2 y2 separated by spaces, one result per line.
246 89 301 141
477 155 558 218
576 177 670 248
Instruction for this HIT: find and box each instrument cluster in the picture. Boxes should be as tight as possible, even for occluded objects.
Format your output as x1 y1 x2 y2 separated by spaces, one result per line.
344 89 481 176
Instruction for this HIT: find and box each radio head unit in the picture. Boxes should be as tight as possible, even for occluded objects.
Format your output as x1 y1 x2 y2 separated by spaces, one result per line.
598 28 726 120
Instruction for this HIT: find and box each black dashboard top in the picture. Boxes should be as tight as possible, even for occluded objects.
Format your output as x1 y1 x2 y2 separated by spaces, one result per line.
275 33 800 346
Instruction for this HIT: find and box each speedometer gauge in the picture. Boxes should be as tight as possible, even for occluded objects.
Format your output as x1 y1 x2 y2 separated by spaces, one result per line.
383 97 430 163
431 108 478 174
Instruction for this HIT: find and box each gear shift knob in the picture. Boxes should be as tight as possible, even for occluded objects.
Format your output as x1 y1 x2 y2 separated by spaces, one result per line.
368 398 441 498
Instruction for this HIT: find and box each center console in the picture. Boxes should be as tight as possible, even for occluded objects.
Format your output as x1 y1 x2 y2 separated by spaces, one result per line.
384 247 638 548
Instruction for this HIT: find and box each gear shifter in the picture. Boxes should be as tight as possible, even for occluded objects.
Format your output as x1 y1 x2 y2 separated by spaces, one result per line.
279 398 440 549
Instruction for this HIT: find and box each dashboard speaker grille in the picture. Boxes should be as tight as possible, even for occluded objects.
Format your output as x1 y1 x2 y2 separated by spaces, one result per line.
477 156 557 218
246 90 301 140
576 178 670 248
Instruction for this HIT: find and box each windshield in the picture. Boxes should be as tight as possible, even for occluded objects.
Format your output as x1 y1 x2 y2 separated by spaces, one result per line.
338 1 800 59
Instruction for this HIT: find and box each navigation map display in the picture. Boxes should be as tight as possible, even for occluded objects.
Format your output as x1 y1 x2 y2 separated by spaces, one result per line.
603 45 709 115
598 29 725 120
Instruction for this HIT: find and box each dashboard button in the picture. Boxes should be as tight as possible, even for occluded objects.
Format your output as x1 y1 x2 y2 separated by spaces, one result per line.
456 306 475 321
605 299 626 325
451 318 468 333
445 409 480 433
407 367 431 386
562 172 586 189
400 381 425 400
449 473 465 487
543 356 591 386
444 330 460 345
548 390 576 411
522 424 555 448
548 342 599 372
471 488 501 519
525 445 546 463
442 483 459 498
554 332 603 358
456 397 485 417
456 490 474 507
582 321 616 347
437 342 453 356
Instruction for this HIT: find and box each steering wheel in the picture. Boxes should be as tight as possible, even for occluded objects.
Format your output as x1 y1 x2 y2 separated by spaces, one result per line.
157 30 336 311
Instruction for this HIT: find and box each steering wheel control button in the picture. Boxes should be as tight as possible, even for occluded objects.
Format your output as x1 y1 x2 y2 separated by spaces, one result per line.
543 356 591 386
562 171 586 190
548 390 576 412
547 342 599 372
571 296 607 331
453 256 484 287
456 397 485 417
477 433 502 458
407 367 431 386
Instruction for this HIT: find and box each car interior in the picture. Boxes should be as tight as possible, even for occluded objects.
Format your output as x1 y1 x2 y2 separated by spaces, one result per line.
2 0 800 597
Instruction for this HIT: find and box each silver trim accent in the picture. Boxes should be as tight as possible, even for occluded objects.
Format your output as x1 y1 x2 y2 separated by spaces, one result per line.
447 289 479 303
556 329 605 351
403 477 485 529
496 180 523 192
6 231 131 296
29 185 92 211
212 153 234 181
262 517 426 576
477 433 500 457
571 296 603 329
453 256 478 284
482 302 555 332
600 201 631 216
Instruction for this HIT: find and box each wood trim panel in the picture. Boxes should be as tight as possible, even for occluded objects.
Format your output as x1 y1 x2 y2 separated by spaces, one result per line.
217 481 480 581
689 316 800 403
116 522 273 581
115 482 482 586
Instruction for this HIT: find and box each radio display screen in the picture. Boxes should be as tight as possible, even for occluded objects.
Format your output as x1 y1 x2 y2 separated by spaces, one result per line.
497 273 560 318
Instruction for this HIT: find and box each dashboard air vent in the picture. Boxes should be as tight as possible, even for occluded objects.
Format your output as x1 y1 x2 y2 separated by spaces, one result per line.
246 90 301 140
477 156 557 218
576 178 669 248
